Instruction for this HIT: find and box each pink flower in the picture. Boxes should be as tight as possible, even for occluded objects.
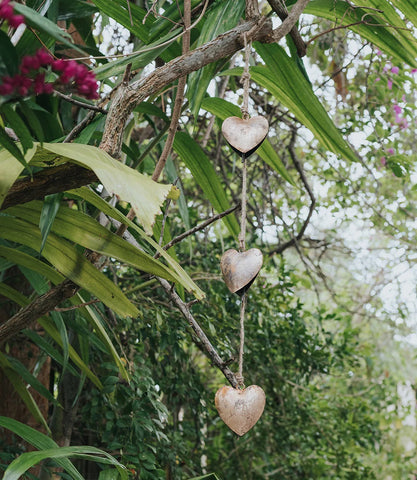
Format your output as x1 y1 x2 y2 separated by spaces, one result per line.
387 79 393 90
393 104 402 114
380 156 386 166
391 66 399 74
387 148 395 155
375 77 380 82
412 68 417 74
376 49 382 56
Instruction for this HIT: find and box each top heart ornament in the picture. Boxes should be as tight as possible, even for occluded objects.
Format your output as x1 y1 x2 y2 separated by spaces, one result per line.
222 116 269 156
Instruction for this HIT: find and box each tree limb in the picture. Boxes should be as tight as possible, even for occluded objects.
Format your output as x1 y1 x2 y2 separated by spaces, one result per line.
1 164 97 211
268 129 316 256
267 0 307 56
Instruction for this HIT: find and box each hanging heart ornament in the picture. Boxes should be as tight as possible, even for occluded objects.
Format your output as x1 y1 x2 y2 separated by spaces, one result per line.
215 385 266 436
222 116 269 156
220 248 263 295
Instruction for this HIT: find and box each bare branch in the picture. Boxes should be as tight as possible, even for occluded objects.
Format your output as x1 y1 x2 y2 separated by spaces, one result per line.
267 0 307 56
268 129 316 256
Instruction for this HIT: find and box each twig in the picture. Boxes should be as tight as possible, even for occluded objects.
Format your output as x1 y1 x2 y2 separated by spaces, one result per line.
53 90 107 113
267 0 307 57
152 0 191 181
158 204 240 256
54 299 100 312
268 129 316 256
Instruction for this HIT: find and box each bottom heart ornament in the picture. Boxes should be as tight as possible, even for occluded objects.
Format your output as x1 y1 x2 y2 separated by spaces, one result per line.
215 385 266 436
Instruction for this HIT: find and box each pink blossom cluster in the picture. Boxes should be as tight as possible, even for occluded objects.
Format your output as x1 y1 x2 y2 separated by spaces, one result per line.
393 103 409 130
0 0 24 28
0 48 99 99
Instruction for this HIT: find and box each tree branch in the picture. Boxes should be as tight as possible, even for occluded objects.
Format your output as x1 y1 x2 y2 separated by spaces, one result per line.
1 164 97 211
267 0 307 56
268 129 316 256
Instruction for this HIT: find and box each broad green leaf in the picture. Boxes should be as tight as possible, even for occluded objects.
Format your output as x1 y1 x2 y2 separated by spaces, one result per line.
3 354 58 406
91 0 152 42
0 281 102 388
78 299 130 382
0 215 138 317
2 446 127 480
394 0 417 29
0 417 84 480
68 186 205 300
13 3 87 55
94 28 181 80
173 132 240 237
187 0 245 117
39 316 103 389
301 0 417 68
0 30 19 78
0 126 28 168
41 142 178 235
18 100 45 142
0 145 36 207
201 97 295 186
39 193 63 254
23 329 80 378
9 201 179 282
1 104 34 153
0 351 51 435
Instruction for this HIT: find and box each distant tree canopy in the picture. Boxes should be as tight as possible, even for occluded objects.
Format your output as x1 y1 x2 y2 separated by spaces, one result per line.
1 0 417 478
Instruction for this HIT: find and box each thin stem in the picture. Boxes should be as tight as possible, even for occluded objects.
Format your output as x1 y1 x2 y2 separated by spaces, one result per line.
240 34 251 120
152 0 191 182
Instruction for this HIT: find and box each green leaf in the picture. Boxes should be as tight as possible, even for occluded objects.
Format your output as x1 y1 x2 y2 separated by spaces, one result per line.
9 201 180 283
0 126 28 168
18 100 45 142
0 30 19 78
91 0 151 42
67 186 205 300
76 297 130 382
13 3 87 55
173 131 239 237
201 97 295 186
187 0 245 117
94 28 181 80
39 193 63 254
0 215 138 317
0 145 37 207
2 446 127 480
41 142 177 235
301 0 417 68
3 354 59 406
1 104 34 153
0 417 84 480
0 352 51 435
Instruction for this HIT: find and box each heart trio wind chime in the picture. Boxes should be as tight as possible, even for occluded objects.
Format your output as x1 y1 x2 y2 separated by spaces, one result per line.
214 36 269 437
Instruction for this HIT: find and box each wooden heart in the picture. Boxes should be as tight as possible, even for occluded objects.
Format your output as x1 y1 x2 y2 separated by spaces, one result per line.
220 248 263 295
222 116 269 156
215 385 266 436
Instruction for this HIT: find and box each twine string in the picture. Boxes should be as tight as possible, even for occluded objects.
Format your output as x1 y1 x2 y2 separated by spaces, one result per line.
236 34 252 389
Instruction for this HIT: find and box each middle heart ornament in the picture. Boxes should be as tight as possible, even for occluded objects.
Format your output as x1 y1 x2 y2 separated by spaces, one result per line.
222 116 269 156
220 248 263 295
